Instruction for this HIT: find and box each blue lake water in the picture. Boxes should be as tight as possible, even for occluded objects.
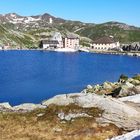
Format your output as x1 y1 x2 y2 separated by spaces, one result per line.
0 50 140 105
133 136 140 140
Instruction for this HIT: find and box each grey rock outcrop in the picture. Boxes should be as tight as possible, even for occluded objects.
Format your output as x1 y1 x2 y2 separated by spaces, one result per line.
135 85 140 92
84 76 140 97
42 94 75 106
103 82 114 89
118 84 140 97
0 102 46 112
127 78 140 85
58 112 92 121
42 93 140 130
43 93 138 116
0 102 13 111
13 103 46 112
0 102 12 109
119 94 140 104
87 85 93 89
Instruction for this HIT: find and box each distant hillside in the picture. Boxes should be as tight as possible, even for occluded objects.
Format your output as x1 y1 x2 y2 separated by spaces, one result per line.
75 22 140 43
0 13 140 48
0 24 37 48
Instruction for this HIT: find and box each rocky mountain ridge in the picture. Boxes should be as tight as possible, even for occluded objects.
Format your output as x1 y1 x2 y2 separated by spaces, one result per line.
0 13 65 25
0 13 139 30
0 13 140 48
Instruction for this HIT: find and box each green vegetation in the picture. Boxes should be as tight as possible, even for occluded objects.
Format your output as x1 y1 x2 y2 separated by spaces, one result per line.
0 25 8 38
1 20 140 49
80 40 90 47
133 74 140 81
119 74 129 81
0 24 37 48
76 24 140 43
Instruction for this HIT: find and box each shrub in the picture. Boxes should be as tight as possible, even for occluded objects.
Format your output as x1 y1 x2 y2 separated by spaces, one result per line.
133 74 140 81
118 74 128 82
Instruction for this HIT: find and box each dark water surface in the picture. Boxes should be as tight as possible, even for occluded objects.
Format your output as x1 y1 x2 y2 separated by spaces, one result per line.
0 50 140 105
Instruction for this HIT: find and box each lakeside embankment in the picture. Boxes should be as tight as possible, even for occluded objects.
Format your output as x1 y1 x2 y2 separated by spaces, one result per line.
89 49 140 57
1 48 140 57
1 75 140 139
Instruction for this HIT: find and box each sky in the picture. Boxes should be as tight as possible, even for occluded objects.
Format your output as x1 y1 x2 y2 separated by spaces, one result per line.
0 0 140 26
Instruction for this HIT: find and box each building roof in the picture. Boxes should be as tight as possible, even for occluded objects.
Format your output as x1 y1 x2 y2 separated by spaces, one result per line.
51 32 63 41
93 37 117 44
42 40 59 44
66 34 79 39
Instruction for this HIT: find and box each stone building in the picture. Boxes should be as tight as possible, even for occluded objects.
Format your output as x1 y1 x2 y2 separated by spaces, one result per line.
40 32 80 51
51 32 63 48
40 40 59 49
40 32 63 49
64 34 79 50
91 36 120 51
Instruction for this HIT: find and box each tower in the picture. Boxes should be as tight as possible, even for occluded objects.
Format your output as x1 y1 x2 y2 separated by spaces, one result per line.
49 17 53 24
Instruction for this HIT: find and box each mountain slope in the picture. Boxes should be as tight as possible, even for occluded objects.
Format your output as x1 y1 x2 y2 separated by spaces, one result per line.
0 13 140 48
75 23 140 43
0 24 37 48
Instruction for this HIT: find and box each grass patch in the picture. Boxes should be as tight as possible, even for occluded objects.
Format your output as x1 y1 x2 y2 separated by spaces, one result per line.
0 104 122 140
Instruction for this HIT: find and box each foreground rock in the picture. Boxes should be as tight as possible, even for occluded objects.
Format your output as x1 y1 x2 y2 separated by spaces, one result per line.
83 75 140 98
118 84 140 97
42 93 140 130
119 94 140 104
0 103 46 112
0 102 121 140
58 112 92 121
0 102 13 111
13 103 46 111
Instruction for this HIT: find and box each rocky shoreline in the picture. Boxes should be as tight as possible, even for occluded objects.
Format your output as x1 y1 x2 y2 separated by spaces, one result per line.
1 74 140 113
1 74 140 139
83 74 140 97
